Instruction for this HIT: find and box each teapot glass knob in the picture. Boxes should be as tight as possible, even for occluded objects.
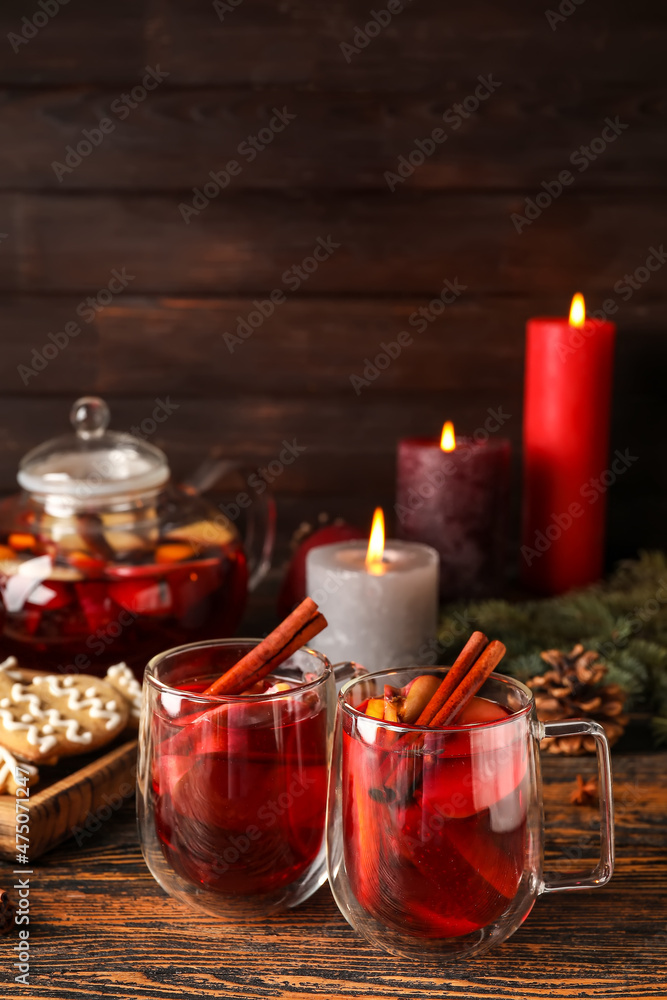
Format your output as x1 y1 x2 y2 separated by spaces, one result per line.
70 396 110 441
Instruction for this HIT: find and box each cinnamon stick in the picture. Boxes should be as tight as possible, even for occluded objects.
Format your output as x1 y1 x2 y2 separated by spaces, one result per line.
428 639 507 727
204 597 327 696
214 614 327 695
415 631 489 726
375 635 508 806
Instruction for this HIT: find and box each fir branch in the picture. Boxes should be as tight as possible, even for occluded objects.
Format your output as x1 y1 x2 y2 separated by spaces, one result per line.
438 551 667 745
602 651 648 706
651 716 667 747
505 652 544 683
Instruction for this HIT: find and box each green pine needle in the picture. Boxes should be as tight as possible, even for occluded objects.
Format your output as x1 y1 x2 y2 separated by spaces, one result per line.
651 716 667 747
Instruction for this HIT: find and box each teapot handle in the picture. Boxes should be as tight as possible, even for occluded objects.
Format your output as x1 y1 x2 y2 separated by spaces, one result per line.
181 453 276 592
331 661 368 692
242 480 276 592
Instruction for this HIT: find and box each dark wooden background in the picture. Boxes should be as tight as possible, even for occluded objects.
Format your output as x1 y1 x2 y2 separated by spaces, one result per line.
0 0 665 571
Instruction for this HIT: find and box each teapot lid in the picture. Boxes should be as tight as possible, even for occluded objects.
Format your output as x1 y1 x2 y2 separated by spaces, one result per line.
17 396 170 500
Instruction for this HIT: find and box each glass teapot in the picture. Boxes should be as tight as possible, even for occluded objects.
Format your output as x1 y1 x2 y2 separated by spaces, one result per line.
0 397 275 677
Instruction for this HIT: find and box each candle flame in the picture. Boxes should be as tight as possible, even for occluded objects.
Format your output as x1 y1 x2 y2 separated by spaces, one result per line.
569 293 585 328
440 420 456 452
366 507 385 572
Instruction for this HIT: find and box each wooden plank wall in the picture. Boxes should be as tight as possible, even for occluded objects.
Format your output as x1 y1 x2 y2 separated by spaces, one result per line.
0 0 665 567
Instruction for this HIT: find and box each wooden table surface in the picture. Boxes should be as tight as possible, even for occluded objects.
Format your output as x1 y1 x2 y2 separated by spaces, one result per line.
1 753 665 1000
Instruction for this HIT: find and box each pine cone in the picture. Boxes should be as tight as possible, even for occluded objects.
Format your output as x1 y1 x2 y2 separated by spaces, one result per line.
527 644 628 756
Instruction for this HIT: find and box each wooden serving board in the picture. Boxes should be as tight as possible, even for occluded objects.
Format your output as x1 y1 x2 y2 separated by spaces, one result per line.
0 737 137 862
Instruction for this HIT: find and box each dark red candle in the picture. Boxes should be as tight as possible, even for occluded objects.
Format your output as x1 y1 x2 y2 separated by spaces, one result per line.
521 294 616 594
396 423 511 600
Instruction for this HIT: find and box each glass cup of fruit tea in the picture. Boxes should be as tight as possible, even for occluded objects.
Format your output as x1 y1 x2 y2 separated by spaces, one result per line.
327 632 614 962
138 599 363 917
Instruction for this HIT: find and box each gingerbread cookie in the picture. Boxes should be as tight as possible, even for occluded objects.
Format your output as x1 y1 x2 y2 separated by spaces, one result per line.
0 745 38 795
0 657 128 763
105 662 142 729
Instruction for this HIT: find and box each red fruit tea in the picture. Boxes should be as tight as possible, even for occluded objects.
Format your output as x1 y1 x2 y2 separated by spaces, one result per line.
0 507 247 676
152 677 328 897
342 697 528 938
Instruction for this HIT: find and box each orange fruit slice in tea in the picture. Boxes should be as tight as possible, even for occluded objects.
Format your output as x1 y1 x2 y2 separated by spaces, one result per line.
456 695 510 725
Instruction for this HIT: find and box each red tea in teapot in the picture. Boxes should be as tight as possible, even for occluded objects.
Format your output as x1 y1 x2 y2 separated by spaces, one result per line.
0 502 247 677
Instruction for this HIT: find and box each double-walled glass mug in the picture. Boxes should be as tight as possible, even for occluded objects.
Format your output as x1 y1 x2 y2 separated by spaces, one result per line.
138 639 362 918
327 666 614 962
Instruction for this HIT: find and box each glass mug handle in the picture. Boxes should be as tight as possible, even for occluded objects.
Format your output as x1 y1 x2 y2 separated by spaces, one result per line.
539 719 615 893
331 661 367 691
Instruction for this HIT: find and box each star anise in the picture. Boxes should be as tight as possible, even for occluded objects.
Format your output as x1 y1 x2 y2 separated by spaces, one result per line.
570 773 599 806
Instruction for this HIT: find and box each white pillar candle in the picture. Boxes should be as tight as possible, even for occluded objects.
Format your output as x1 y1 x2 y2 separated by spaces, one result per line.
305 539 439 672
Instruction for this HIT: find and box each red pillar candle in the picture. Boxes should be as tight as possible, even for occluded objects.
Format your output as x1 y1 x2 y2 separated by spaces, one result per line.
396 422 511 600
521 293 616 594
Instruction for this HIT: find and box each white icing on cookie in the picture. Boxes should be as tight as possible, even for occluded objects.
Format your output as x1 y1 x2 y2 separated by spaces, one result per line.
0 656 23 683
0 745 38 793
0 686 94 753
0 663 122 755
106 662 142 720
33 675 123 731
